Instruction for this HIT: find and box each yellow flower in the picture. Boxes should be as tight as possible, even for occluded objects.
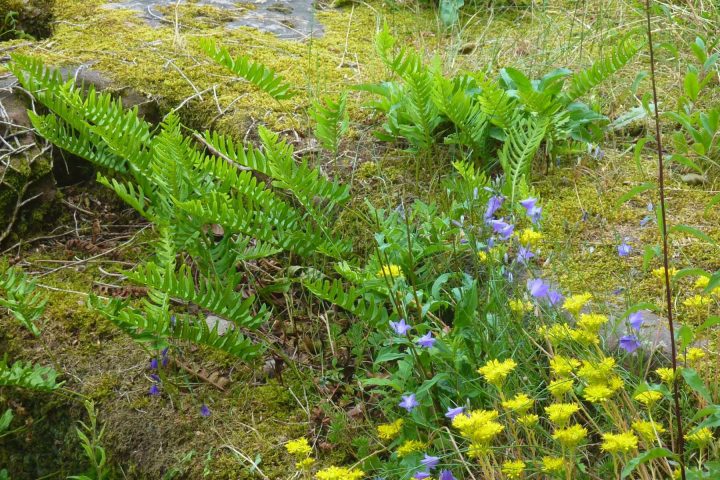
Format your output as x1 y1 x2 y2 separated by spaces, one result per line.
656 367 678 384
539 323 574 345
652 266 678 282
683 294 711 309
377 419 403 441
686 347 706 364
296 457 315 470
468 442 490 458
542 456 565 474
634 390 663 408
552 424 588 448
578 357 616 383
563 293 592 315
601 432 639 454
549 356 581 377
285 438 312 457
569 327 600 345
694 276 710 289
502 393 534 414
632 420 666 442
315 466 364 480
548 378 574 398
478 358 517 387
378 264 403 280
501 459 526 479
518 414 539 427
686 427 714 446
396 440 425 457
582 383 615 403
509 299 533 315
576 313 609 333
545 403 580 428
518 228 543 247
452 409 504 444
477 250 488 262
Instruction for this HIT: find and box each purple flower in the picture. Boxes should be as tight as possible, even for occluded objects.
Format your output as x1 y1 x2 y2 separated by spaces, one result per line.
618 241 632 257
517 246 534 264
149 384 160 396
421 454 440 470
490 219 515 240
528 206 542 224
161 347 169 367
548 290 565 306
619 335 641 353
399 394 419 412
150 374 161 383
527 278 549 298
519 197 537 212
200 404 211 417
484 196 504 219
390 319 411 335
416 332 436 348
445 406 465 420
149 358 159 370
439 471 457 480
629 311 645 330
413 473 432 480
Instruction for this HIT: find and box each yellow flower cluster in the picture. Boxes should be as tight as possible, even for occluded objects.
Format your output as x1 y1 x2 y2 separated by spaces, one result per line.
550 356 580 377
686 347 706 364
601 431 639 454
296 457 315 470
563 293 592 315
542 456 565 474
656 367 677 384
632 420 665 442
377 264 403 280
477 250 488 262
634 390 663 408
549 378 575 399
478 358 517 387
683 294 711 309
686 427 714 446
576 313 609 333
501 459 526 479
552 424 588 449
452 409 504 456
518 414 539 427
502 393 534 414
545 403 580 428
396 440 426 457
509 298 533 315
695 276 720 296
578 358 624 403
315 466 364 480
285 438 312 457
539 323 599 346
652 266 678 282
377 419 403 441
518 228 543 247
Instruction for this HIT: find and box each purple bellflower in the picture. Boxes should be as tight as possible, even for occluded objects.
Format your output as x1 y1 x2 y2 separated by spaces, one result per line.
527 278 549 298
399 394 419 412
421 454 440 470
416 332 436 348
445 406 465 420
390 319 411 335
619 335 641 354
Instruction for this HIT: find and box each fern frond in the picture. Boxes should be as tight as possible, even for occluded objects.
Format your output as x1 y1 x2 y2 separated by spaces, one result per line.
398 70 442 151
199 39 295 100
433 75 489 156
310 93 349 155
304 278 389 327
564 36 642 103
499 116 549 202
0 268 46 336
475 74 518 129
0 356 60 391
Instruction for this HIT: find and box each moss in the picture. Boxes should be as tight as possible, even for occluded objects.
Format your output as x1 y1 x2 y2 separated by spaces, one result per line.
0 0 55 39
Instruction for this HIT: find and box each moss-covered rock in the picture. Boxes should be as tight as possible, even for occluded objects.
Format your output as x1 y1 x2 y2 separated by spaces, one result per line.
0 0 55 39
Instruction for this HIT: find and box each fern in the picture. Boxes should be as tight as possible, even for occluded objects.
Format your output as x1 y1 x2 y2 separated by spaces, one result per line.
433 75 489 156
499 116 549 203
564 35 642 103
199 39 295 101
0 356 61 391
0 267 46 336
310 93 349 156
304 278 389 327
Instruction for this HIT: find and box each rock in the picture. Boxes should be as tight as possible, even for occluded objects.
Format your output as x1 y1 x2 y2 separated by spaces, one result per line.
604 311 675 359
204 314 234 336
680 173 707 186
458 42 477 55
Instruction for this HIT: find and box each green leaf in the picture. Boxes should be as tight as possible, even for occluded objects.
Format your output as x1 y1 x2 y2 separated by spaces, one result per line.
621 448 676 478
684 70 700 101
616 182 656 206
681 367 712 404
669 224 717 246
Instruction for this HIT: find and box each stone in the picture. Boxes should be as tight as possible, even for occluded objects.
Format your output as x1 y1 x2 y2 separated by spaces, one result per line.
204 314 234 336
680 173 707 186
604 311 675 359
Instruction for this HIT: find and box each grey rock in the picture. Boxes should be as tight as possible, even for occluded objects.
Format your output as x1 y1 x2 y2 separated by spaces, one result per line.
680 173 707 186
205 314 234 336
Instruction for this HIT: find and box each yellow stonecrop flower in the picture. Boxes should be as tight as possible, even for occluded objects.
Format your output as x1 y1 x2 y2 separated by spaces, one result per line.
569 327 600 345
601 432 639 454
550 356 581 378
315 466 364 480
468 442 490 459
545 403 580 428
285 438 312 457
578 357 616 383
686 347 706 364
652 266 678 282
548 378 574 398
518 414 540 427
477 250 488 262
563 293 592 315
656 367 678 384
396 440 426 457
582 383 615 403
576 313 609 333
695 276 720 296
686 427 714 446
452 409 504 444
502 393 534 414
683 294 711 309
552 424 588 448
377 419 403 441
378 264 403 280
539 323 575 345
509 298 533 315
542 456 565 474
632 420 666 442
478 358 517 387
518 228 543 247
501 459 526 479
635 390 663 408
296 457 315 470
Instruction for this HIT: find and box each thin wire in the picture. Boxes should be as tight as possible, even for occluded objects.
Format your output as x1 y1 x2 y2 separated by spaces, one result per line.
643 0 686 478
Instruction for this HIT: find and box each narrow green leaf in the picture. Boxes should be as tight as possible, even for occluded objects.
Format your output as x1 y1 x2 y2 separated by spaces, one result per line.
681 367 712 404
617 182 656 206
669 224 717 246
621 448 676 478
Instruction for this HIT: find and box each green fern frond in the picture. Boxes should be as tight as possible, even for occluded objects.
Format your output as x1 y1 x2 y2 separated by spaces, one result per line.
475 74 518 129
0 356 60 391
398 70 442 151
499 116 549 203
310 93 349 155
199 39 295 101
304 278 389 327
564 35 642 103
433 75 489 156
375 23 423 79
0 268 46 336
